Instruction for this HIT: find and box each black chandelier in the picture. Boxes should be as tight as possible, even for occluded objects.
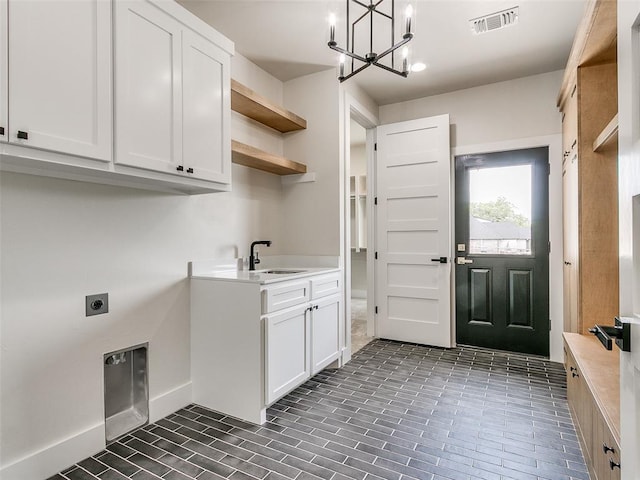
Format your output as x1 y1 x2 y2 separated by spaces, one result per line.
328 0 414 82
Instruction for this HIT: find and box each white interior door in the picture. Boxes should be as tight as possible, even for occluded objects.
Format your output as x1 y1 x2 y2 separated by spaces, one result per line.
618 4 640 478
375 114 452 347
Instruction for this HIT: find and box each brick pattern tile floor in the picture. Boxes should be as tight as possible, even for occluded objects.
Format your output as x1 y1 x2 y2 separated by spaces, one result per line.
50 340 589 480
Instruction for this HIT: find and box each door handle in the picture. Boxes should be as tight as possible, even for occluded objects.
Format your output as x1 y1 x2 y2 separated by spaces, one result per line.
456 257 473 265
431 257 447 264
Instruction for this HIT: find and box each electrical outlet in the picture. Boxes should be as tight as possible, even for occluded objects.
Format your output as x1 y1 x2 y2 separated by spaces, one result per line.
86 293 109 316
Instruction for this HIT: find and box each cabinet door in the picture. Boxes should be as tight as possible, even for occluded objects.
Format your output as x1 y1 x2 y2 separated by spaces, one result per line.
8 0 111 160
0 0 6 143
563 153 579 332
265 306 310 404
311 295 342 375
182 28 230 184
115 0 182 173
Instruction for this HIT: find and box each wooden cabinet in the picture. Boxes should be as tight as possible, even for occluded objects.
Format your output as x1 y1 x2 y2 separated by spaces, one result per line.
558 0 618 335
115 0 231 184
564 333 622 480
3 0 112 160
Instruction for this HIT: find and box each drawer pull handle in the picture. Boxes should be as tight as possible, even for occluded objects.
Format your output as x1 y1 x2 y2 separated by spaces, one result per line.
570 366 576 372
603 443 615 454
571 371 579 378
609 459 621 470
0 126 4 135
17 130 28 140
176 165 184 172
186 167 194 174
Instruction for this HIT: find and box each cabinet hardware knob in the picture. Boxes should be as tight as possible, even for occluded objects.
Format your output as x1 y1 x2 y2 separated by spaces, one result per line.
187 167 194 174
176 165 184 171
564 261 572 266
17 130 28 140
0 126 4 135
314 305 319 310
609 459 621 470
569 366 576 372
571 371 579 378
603 443 615 454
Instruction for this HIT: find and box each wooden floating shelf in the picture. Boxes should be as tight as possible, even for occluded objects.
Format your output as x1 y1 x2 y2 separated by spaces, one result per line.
231 79 307 133
593 113 618 152
231 140 307 176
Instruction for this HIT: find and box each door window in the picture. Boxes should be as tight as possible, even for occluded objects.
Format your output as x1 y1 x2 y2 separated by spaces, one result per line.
468 164 532 255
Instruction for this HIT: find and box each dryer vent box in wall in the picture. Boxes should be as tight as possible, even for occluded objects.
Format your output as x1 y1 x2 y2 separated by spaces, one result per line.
104 344 149 442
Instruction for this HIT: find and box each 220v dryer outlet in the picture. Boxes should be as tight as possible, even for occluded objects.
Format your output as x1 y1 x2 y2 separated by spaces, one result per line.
86 293 109 316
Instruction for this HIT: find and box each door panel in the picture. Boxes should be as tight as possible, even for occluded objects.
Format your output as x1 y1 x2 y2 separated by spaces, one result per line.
376 114 452 347
455 147 549 356
8 0 112 160
115 0 182 172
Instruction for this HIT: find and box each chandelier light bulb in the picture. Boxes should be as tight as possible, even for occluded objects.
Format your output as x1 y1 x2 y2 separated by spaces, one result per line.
402 47 409 72
329 13 336 43
339 54 346 78
405 4 413 34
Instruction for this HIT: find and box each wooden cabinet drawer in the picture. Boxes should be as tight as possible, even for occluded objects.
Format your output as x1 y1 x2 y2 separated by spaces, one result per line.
262 280 310 314
310 273 341 300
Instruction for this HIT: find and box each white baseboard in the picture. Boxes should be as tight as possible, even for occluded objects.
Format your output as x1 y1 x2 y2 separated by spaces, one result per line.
0 382 193 480
149 381 192 422
0 423 104 480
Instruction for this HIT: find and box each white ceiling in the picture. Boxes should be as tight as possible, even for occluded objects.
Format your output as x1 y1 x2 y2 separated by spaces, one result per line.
178 0 586 106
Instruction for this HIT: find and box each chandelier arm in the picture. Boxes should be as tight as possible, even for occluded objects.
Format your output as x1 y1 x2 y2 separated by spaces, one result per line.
328 43 369 64
351 0 370 10
371 60 408 77
339 63 371 83
373 34 412 63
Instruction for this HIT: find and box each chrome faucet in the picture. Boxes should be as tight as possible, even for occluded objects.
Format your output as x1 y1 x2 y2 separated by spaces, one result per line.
249 240 272 270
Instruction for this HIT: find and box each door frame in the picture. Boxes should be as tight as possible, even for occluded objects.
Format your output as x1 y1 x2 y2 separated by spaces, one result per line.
341 91 378 364
452 134 563 362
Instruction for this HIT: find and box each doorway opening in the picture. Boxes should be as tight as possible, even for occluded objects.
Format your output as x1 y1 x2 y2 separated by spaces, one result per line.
455 147 550 356
349 118 374 354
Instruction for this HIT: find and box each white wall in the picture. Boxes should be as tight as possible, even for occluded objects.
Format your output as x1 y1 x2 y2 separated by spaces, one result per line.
280 70 342 255
0 54 286 479
380 70 565 362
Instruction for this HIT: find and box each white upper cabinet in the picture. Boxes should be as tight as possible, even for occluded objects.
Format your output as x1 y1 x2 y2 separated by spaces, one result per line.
115 0 231 185
0 0 6 143
7 0 112 160
182 29 230 183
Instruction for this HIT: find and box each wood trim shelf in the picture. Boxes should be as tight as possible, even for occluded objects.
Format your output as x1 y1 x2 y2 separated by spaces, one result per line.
231 80 307 133
231 140 307 176
593 113 619 152
557 0 617 108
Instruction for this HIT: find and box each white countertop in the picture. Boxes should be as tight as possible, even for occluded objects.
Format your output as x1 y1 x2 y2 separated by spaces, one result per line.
190 266 340 284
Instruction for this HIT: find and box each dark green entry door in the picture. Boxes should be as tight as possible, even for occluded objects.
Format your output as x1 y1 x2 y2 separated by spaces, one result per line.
455 147 549 356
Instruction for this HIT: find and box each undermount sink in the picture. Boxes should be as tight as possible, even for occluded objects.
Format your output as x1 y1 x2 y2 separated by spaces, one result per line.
263 269 306 274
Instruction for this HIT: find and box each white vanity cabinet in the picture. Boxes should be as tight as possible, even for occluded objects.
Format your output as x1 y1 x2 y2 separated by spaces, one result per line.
191 269 343 425
263 273 342 404
1 0 112 160
114 0 231 185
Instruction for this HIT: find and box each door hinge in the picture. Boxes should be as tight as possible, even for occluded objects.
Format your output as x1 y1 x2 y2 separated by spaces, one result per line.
374 143 377 151
548 163 551 176
374 197 378 205
375 252 378 259
375 306 378 314
549 241 551 253
549 318 552 331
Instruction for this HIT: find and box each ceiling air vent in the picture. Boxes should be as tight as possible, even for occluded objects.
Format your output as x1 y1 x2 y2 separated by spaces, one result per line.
470 7 519 35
